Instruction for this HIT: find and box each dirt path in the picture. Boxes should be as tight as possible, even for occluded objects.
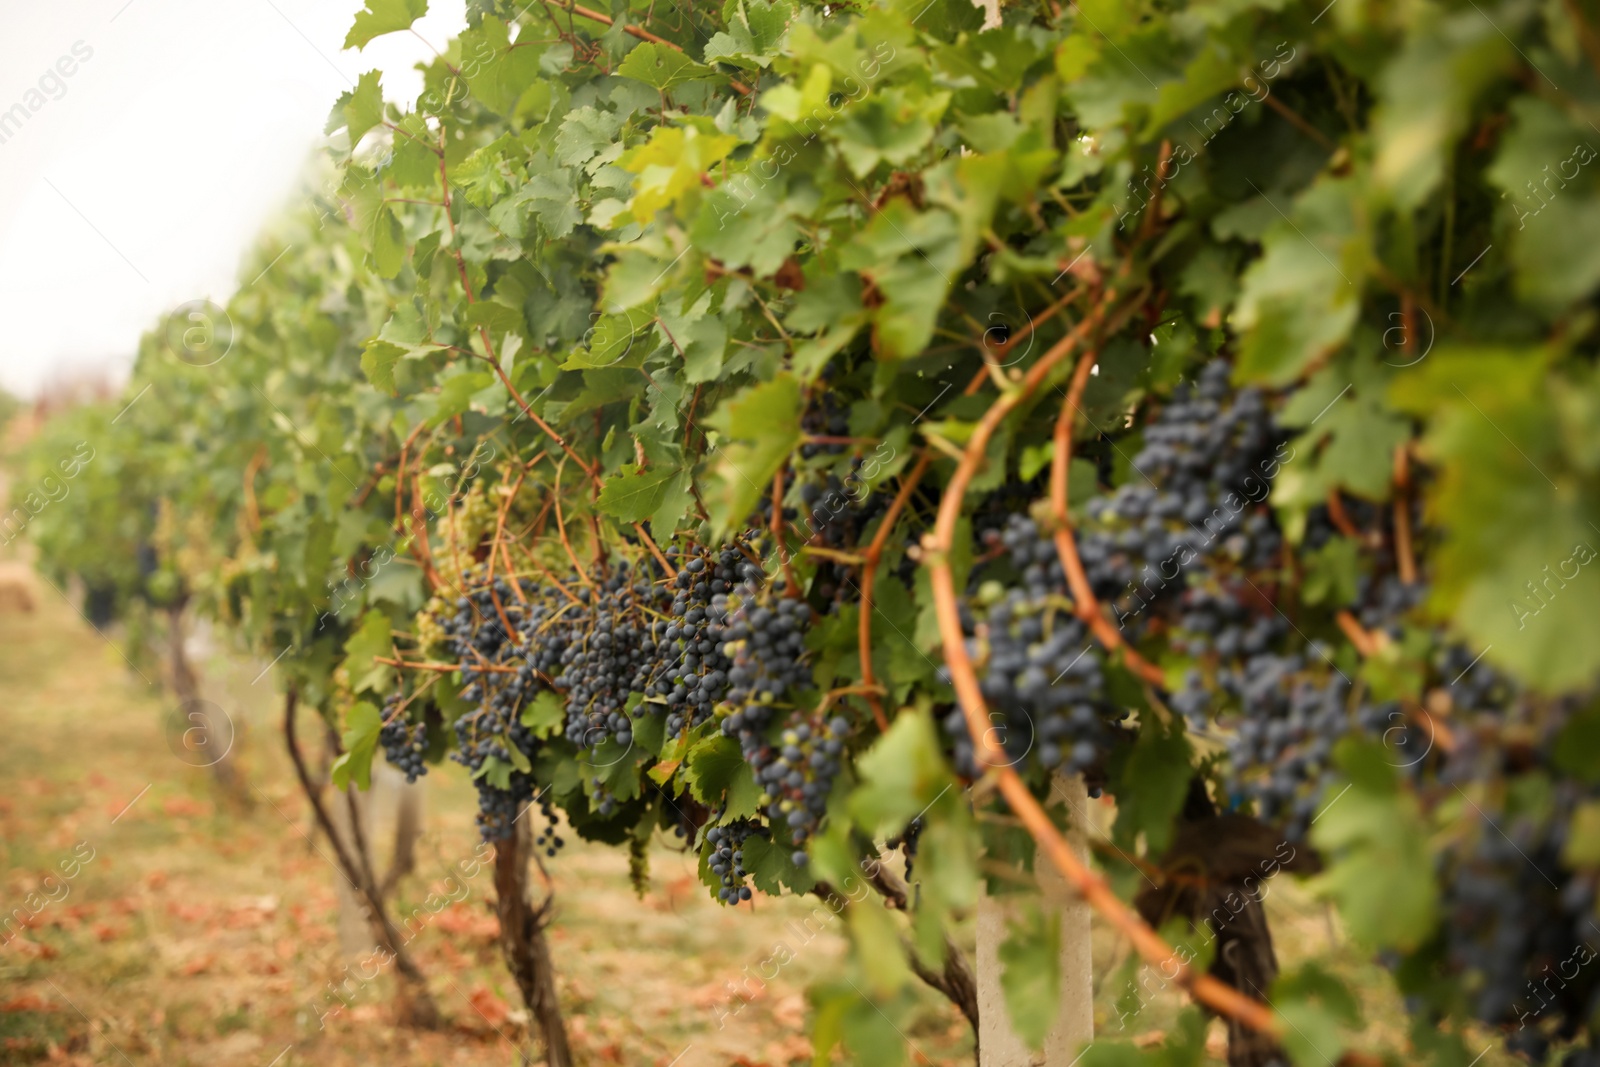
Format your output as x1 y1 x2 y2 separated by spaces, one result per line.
0 591 972 1066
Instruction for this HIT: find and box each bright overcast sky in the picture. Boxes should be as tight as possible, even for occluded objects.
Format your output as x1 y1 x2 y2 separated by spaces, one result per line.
0 0 468 400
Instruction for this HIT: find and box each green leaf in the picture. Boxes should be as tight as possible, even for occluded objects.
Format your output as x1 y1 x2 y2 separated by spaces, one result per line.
703 0 792 69
344 0 428 50
596 463 686 524
1555 703 1600 783
1272 965 1363 1067
1390 348 1600 692
1233 178 1366 385
838 202 962 358
1371 8 1513 210
657 292 729 383
1110 713 1191 855
474 754 514 791
332 701 382 791
342 611 394 696
999 903 1061 1051
847 889 912 994
521 690 566 739
831 88 947 179
342 70 385 147
1485 97 1600 310
555 106 625 167
704 372 803 536
848 707 955 836
1301 537 1361 606
616 43 716 91
360 339 405 395
463 301 525 343
564 310 656 369
368 204 405 279
682 733 749 806
1309 743 1438 950
741 832 816 894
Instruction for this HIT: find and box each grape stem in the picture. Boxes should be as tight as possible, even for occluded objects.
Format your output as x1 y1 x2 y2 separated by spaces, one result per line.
487 471 529 606
243 445 266 532
1050 347 1166 687
552 459 596 588
375 656 519 674
1394 443 1417 585
543 0 752 95
408 472 443 592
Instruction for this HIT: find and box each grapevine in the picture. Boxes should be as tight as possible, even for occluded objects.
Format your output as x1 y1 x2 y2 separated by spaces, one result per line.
19 0 1600 1064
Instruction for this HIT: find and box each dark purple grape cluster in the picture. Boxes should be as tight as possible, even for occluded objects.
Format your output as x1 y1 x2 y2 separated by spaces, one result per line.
1351 572 1428 643
438 568 550 840
718 588 833 850
645 548 756 739
378 694 429 783
1435 783 1600 1057
432 548 833 866
531 792 564 856
707 819 762 903
947 515 1126 778
547 560 670 750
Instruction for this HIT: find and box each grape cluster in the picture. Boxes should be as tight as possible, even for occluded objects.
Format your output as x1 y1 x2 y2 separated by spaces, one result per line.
946 360 1293 781
716 588 834 849
1435 786 1600 1059
430 545 831 868
532 792 564 856
948 515 1126 778
707 819 762 903
1351 572 1427 644
437 569 555 840
546 560 667 750
378 693 429 783
646 549 755 739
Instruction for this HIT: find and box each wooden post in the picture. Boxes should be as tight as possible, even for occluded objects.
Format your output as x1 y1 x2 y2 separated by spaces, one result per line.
977 773 1094 1065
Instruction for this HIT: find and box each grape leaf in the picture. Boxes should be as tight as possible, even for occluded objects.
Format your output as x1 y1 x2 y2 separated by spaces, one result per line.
345 0 428 50
596 463 686 524
331 701 382 791
617 43 716 91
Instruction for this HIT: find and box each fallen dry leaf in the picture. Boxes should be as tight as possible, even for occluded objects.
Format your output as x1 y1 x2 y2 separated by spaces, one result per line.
179 953 214 976
162 796 208 818
0 993 56 1013
466 985 510 1028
